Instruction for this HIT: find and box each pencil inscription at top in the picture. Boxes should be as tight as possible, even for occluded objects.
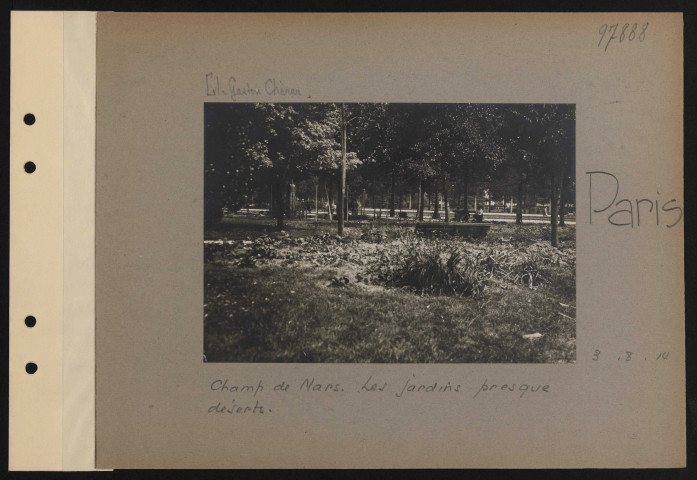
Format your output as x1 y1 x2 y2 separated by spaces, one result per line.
598 23 648 52
205 73 302 101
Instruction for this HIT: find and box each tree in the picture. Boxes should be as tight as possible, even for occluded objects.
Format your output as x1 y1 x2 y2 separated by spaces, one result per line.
338 104 348 235
205 102 574 241
540 105 575 246
204 103 268 224
408 104 506 223
498 104 575 245
488 105 540 224
249 103 360 230
351 103 408 219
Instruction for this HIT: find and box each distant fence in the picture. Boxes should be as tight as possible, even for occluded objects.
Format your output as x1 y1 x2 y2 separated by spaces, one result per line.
231 208 576 225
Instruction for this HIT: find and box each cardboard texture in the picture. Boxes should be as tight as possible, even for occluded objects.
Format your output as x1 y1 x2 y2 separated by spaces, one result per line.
10 11 685 470
94 13 684 468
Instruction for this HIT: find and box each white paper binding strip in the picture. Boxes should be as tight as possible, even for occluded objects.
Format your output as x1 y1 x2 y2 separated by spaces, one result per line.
10 11 64 471
63 11 97 471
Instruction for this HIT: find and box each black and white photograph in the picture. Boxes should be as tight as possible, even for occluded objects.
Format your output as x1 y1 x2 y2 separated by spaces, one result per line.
204 103 576 363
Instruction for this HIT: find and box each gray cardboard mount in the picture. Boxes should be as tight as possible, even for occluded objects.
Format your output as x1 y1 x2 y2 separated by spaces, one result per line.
95 13 684 468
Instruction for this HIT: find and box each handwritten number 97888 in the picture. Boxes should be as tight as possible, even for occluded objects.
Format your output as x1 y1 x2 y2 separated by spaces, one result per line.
598 23 648 51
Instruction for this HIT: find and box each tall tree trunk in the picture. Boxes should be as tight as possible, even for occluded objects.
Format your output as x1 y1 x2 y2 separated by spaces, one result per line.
398 192 403 213
462 180 468 210
443 180 450 223
550 174 559 247
389 173 396 217
328 179 334 220
285 183 292 217
432 185 440 219
516 181 524 224
325 183 333 221
559 174 567 226
338 104 347 235
273 181 285 230
418 179 425 221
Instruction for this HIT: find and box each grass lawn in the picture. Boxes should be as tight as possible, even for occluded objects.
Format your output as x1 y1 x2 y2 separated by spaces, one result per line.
204 218 575 363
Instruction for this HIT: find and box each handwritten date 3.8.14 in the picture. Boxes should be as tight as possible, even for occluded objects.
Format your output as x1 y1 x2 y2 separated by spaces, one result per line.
598 23 648 51
592 349 670 362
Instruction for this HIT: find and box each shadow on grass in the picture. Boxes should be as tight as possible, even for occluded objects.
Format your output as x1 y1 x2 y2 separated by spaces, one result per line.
204 263 575 364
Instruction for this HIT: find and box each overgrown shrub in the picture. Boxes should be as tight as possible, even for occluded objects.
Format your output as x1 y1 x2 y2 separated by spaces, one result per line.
366 233 574 295
479 243 574 287
205 222 575 295
368 241 486 297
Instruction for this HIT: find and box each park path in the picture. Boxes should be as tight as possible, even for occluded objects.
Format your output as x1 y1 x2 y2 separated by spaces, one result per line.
233 208 576 225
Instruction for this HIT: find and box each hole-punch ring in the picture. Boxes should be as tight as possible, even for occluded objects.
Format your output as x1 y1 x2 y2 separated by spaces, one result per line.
24 162 36 174
25 363 38 374
24 316 36 327
23 113 36 125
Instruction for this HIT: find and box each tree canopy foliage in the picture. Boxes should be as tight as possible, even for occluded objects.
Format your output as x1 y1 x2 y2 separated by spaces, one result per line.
205 102 575 244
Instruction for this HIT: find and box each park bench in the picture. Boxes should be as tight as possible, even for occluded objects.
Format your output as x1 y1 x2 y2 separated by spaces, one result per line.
415 222 492 238
454 210 471 221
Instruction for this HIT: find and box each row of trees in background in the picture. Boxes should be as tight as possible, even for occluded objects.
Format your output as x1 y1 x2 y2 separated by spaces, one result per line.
205 103 575 246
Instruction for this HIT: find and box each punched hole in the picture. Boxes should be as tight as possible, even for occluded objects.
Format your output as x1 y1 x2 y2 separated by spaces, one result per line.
24 113 36 125
25 363 38 374
24 162 36 174
24 316 36 328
